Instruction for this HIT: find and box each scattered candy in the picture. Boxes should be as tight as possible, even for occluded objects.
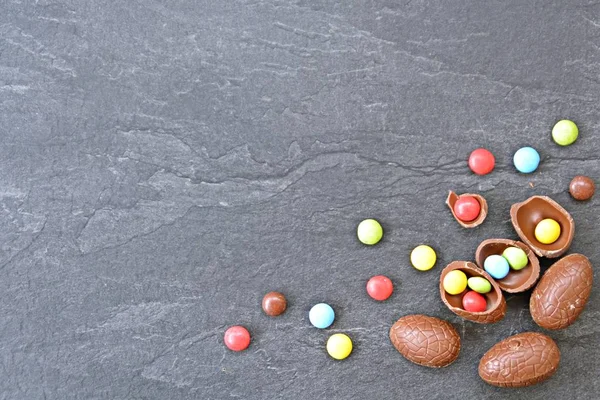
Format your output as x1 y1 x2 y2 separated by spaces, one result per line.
410 245 437 271
357 219 383 245
467 276 492 294
309 303 335 329
262 291 287 316
462 290 487 312
442 270 468 295
569 175 595 201
552 120 578 146
502 247 528 270
452 195 481 222
326 333 353 360
483 255 510 280
366 275 393 301
513 147 540 174
468 148 495 175
534 218 561 244
224 326 251 352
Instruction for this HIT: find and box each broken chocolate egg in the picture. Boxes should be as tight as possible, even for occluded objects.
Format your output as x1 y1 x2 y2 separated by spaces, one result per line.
530 253 593 330
446 191 488 228
479 332 560 387
510 196 574 258
475 239 540 293
440 261 506 324
389 314 460 368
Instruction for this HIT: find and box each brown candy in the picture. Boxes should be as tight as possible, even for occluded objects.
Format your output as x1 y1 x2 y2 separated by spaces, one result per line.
446 191 488 228
479 332 560 387
262 292 287 316
475 239 540 293
530 253 593 330
389 314 460 368
569 175 595 201
510 196 574 258
439 261 506 324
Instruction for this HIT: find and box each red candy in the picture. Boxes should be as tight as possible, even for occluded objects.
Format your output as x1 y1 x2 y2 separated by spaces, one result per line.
366 275 393 301
453 196 481 222
468 148 495 175
462 291 487 312
224 326 251 351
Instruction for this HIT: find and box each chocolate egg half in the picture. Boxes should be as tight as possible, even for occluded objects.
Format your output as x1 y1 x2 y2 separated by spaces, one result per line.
510 196 574 258
530 253 593 330
479 332 560 387
446 191 488 228
475 239 540 293
389 314 460 368
440 261 506 324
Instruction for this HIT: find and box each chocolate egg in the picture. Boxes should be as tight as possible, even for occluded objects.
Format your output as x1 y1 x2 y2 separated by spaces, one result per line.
440 261 506 324
479 332 560 387
389 314 460 368
475 239 540 293
510 196 574 258
446 191 488 228
530 253 593 330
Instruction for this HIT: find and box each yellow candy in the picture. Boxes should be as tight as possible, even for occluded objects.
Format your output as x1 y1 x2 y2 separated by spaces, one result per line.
443 270 468 295
534 218 561 244
327 333 353 360
410 245 437 271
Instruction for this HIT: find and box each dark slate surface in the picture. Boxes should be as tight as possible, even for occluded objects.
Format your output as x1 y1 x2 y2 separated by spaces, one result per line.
1 1 599 399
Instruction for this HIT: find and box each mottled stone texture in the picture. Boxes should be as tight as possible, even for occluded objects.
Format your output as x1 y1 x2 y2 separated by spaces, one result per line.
0 1 599 399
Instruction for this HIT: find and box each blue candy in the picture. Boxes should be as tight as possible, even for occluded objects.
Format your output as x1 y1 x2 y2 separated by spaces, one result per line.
484 255 510 280
309 303 335 329
513 147 540 173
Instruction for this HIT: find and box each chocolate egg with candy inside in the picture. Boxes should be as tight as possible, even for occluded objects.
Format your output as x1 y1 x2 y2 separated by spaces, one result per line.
446 191 488 228
389 314 460 368
530 253 593 330
475 239 540 293
440 261 506 324
510 196 574 258
479 332 560 387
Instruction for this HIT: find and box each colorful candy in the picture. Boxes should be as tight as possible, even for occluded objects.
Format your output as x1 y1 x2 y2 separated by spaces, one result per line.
357 219 383 245
552 120 578 146
483 255 510 280
309 303 335 329
502 247 528 270
366 275 393 301
410 245 437 271
262 291 287 316
467 276 492 294
468 148 495 175
513 147 540 173
452 195 481 222
442 270 468 295
224 326 251 352
534 218 561 244
462 291 487 312
326 333 353 360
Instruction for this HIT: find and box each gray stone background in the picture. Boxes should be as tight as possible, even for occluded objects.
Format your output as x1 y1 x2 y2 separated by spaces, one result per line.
1 1 599 399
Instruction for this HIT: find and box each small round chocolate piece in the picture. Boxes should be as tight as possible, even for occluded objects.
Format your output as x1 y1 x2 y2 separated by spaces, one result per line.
569 175 595 201
262 291 287 316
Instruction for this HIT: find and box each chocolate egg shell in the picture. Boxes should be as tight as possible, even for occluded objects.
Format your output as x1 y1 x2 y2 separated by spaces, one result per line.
446 191 488 228
389 314 460 368
479 332 560 387
475 239 540 293
440 261 506 324
530 253 593 330
510 196 574 258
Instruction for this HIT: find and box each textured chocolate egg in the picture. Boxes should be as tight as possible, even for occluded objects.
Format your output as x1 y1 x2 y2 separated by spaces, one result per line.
479 332 560 387
530 253 593 330
389 314 460 368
